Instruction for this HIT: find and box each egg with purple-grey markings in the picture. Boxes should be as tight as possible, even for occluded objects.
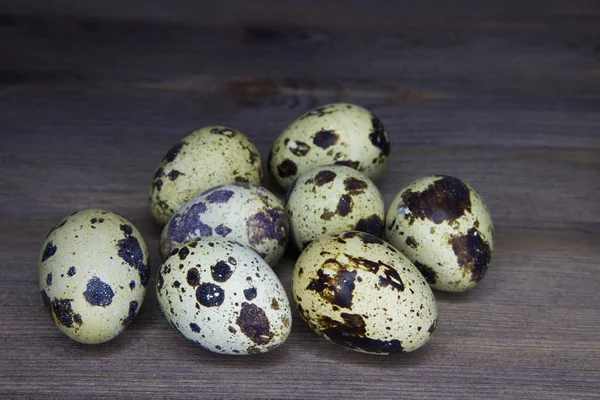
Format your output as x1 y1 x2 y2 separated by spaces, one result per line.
385 175 494 292
268 103 390 190
292 231 437 354
286 165 385 251
149 126 263 226
160 183 288 267
38 209 150 344
156 236 292 355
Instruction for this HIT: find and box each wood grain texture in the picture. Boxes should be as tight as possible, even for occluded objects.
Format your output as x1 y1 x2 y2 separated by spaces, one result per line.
1 1 599 399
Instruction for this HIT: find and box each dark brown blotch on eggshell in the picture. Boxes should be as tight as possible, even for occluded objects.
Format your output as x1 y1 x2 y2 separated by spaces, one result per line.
405 236 418 249
368 115 390 157
41 241 57 262
246 208 288 247
163 142 185 163
414 262 438 285
354 214 384 237
313 130 339 149
122 301 139 326
307 260 357 309
312 170 337 186
83 277 114 307
449 228 491 282
51 298 82 328
277 159 297 178
236 302 273 345
195 283 225 307
344 177 368 195
211 261 233 283
401 176 472 225
300 105 335 119
287 140 311 156
319 313 403 354
117 224 150 287
334 160 360 169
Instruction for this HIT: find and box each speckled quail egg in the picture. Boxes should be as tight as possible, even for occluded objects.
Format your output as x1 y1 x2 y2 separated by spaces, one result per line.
160 183 288 266
286 165 385 251
38 209 150 344
385 175 494 292
149 126 263 225
156 236 292 355
292 231 437 354
268 103 390 190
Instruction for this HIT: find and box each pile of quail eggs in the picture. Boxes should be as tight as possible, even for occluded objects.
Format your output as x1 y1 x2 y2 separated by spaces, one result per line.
38 103 494 356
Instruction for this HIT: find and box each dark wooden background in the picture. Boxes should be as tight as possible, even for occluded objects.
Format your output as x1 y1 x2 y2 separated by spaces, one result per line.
1 1 599 398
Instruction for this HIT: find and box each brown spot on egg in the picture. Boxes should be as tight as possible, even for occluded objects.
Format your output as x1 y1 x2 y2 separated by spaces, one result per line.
319 313 403 354
236 302 273 345
354 214 384 237
163 142 184 163
307 261 357 309
178 247 190 260
196 283 225 307
51 298 82 328
401 176 472 225
167 170 183 181
209 127 236 137
83 277 114 307
117 224 150 287
449 228 491 282
334 160 360 169
211 261 233 282
377 267 404 291
313 170 336 186
320 209 335 221
344 177 368 195
360 233 384 245
289 140 311 156
277 159 297 178
313 130 339 149
246 209 288 246
414 261 438 285
186 268 200 287
244 287 257 301
336 195 353 216
368 115 390 157
301 105 334 119
271 298 280 310
428 319 437 335
41 241 57 262
405 236 418 249
122 301 139 326
156 269 165 292
342 253 403 292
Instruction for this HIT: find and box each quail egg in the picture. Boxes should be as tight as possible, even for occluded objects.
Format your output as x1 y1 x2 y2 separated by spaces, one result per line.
286 165 385 251
292 231 437 354
149 126 263 225
160 183 288 266
385 175 494 292
38 209 150 344
268 103 390 190
156 236 292 355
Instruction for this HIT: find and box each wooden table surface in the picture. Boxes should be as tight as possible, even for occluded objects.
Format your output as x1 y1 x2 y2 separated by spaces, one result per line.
1 1 599 398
